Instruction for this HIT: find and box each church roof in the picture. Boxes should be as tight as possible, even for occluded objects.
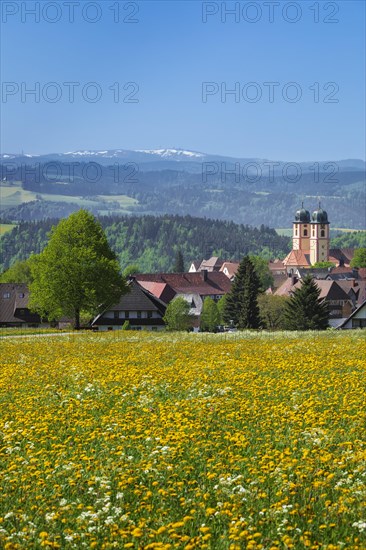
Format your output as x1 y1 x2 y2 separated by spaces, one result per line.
283 250 311 267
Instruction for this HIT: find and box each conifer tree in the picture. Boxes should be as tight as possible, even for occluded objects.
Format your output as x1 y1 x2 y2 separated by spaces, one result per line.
223 256 261 329
173 250 185 273
283 275 329 330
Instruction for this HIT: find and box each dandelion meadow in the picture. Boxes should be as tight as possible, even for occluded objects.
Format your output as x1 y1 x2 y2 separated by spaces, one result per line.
0 331 365 550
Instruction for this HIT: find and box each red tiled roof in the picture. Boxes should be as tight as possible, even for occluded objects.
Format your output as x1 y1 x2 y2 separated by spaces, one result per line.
136 272 232 295
275 278 351 301
220 262 239 279
137 281 176 304
283 250 311 267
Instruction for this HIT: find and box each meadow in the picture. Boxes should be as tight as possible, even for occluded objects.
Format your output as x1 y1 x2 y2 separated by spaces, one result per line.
0 331 365 549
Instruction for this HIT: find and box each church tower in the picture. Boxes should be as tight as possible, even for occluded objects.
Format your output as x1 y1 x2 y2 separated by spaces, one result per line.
292 204 311 252
310 205 330 264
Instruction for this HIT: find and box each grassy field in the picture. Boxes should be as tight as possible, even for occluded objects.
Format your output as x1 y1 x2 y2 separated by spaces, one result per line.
0 331 365 549
0 182 138 213
0 223 16 236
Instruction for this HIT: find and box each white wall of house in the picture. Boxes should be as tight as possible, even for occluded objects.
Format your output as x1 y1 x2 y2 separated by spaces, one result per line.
102 310 161 319
95 325 164 332
340 304 366 329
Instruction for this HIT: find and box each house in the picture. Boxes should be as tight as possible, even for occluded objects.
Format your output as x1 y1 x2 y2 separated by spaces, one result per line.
189 256 224 273
136 271 232 322
91 279 167 331
337 300 366 329
275 277 354 327
0 283 46 328
220 261 239 281
268 259 287 289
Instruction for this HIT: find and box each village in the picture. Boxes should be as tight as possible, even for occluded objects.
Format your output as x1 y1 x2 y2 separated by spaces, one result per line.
1 205 365 331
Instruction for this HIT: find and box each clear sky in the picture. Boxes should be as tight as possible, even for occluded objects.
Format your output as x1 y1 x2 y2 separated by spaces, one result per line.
1 0 365 160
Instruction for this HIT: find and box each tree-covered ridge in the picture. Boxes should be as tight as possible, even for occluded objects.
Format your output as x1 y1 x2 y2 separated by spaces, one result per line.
0 214 291 273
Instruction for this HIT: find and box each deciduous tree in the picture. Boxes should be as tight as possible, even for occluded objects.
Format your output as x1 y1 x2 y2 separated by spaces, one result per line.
350 248 366 268
200 297 220 332
163 297 193 331
29 210 127 329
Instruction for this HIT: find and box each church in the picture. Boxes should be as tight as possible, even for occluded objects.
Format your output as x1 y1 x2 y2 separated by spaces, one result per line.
283 204 354 272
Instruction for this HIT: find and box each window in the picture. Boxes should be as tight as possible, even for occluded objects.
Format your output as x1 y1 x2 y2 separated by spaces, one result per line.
137 311 142 319
114 311 119 320
304 229 308 236
352 319 366 328
125 311 129 319
19 293 25 298
321 230 325 237
147 311 153 319
3 293 10 299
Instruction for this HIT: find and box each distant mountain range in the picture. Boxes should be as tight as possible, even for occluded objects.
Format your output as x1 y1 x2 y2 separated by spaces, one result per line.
1 148 365 172
1 148 365 229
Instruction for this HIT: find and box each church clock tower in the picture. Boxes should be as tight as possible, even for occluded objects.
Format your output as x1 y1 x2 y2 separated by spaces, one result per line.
293 204 311 251
310 205 330 265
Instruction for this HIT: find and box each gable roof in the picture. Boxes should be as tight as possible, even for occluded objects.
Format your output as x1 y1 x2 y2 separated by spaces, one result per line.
199 256 224 271
337 300 366 329
106 280 167 313
136 271 232 296
275 278 351 301
283 250 311 267
91 280 167 326
220 262 239 279
329 248 355 266
137 281 176 304
0 283 41 324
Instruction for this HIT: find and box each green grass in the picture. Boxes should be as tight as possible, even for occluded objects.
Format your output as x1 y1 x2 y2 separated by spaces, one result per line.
0 182 139 213
0 223 16 236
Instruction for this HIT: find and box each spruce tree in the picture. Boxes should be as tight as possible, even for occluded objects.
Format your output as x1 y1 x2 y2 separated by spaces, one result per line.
223 256 261 329
283 275 329 330
173 250 185 273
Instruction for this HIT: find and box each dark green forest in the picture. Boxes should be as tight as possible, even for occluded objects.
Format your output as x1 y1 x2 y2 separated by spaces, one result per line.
0 214 291 273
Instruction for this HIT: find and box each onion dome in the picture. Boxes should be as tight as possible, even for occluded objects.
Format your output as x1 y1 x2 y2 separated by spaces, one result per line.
294 206 311 223
312 208 329 223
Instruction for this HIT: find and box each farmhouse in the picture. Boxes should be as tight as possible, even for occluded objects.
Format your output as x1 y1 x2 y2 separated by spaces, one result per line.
136 271 231 317
337 300 366 329
275 277 354 327
91 279 167 331
0 283 45 328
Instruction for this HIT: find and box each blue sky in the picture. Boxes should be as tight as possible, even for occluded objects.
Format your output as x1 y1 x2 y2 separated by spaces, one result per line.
1 0 365 160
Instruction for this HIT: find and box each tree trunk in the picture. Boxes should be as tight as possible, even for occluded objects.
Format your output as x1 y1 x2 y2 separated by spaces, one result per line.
75 308 80 330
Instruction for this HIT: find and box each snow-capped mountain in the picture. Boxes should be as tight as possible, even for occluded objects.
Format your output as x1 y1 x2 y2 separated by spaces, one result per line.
1 149 365 173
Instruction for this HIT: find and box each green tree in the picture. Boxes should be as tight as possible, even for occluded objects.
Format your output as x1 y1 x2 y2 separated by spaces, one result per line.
283 275 329 330
29 210 127 329
217 294 227 325
123 264 140 278
249 255 274 292
163 297 193 331
350 248 366 268
258 294 288 330
312 261 336 268
0 259 33 284
200 297 220 332
173 250 185 273
223 256 261 329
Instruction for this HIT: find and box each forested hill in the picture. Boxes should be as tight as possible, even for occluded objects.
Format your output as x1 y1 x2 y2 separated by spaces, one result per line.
0 214 291 273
